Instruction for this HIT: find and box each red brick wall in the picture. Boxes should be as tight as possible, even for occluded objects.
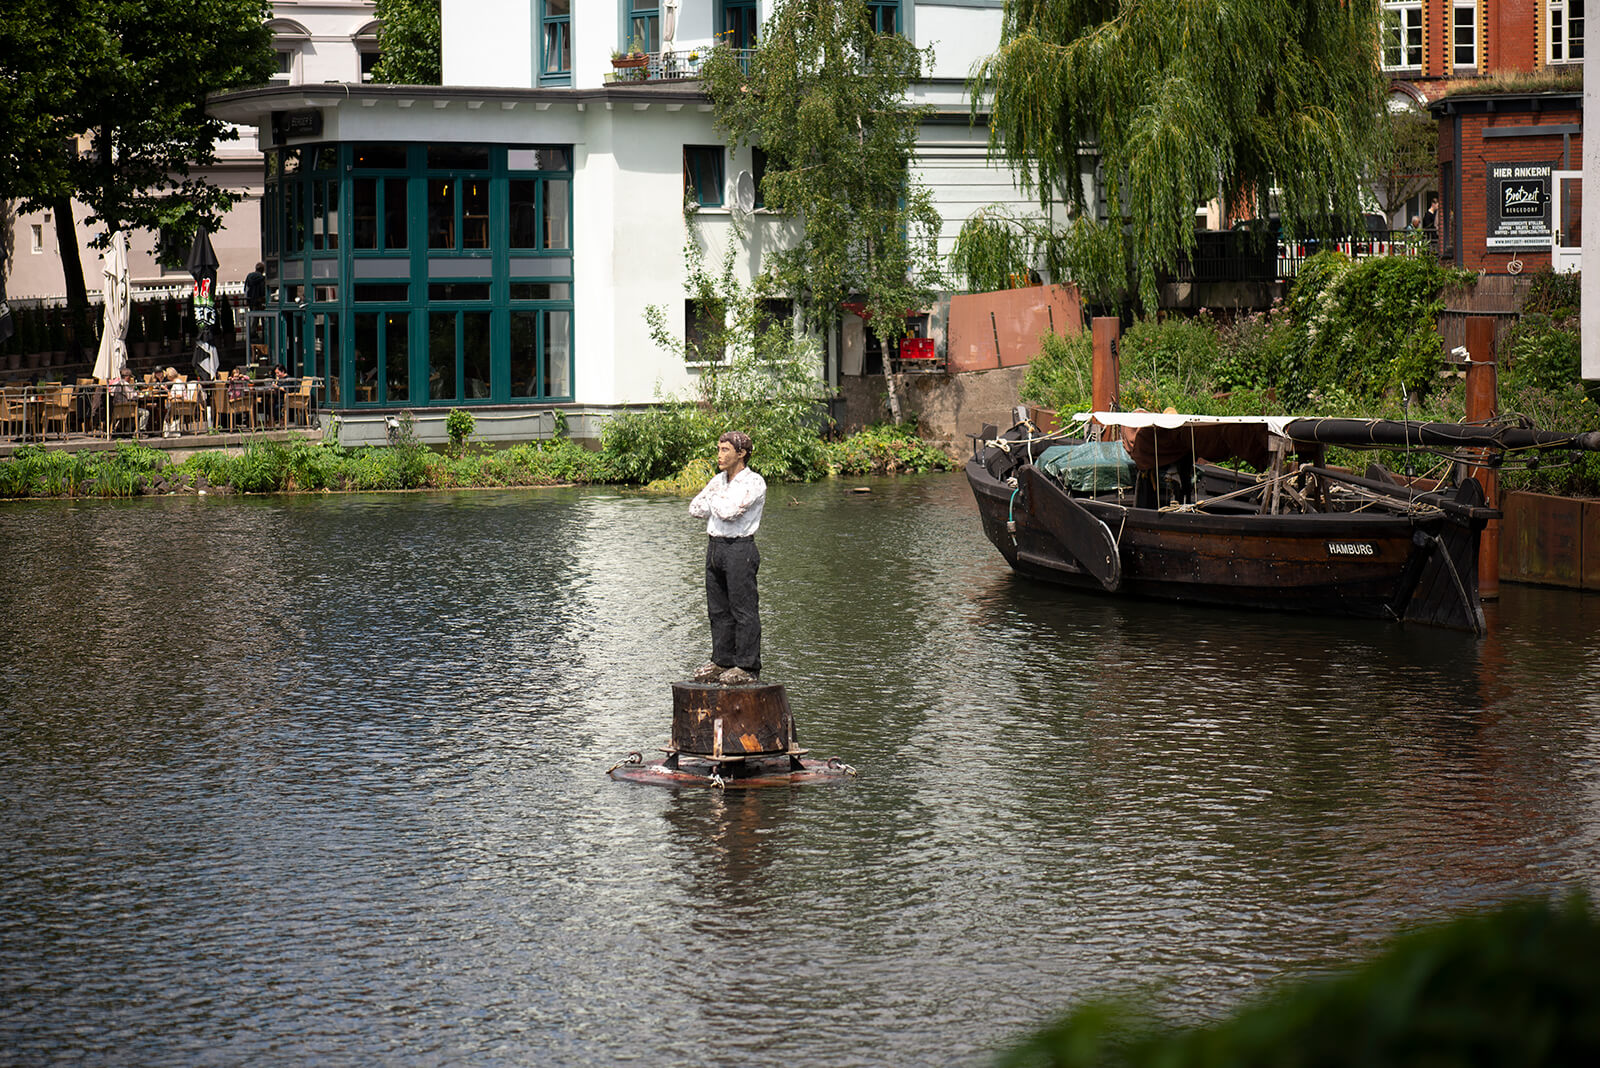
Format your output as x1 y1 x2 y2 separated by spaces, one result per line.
1437 102 1581 272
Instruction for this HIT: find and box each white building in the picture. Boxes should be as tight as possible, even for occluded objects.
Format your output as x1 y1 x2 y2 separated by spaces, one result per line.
19 2 1045 442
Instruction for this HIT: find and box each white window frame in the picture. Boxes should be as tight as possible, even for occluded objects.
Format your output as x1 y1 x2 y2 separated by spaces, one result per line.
1550 0 1586 63
271 48 295 85
1453 3 1478 69
30 223 44 254
1382 2 1424 71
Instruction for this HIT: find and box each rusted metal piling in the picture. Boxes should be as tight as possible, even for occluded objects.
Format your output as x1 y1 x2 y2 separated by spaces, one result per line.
608 681 856 789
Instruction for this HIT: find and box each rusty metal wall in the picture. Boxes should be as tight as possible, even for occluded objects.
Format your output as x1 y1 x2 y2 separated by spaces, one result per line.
1500 491 1600 590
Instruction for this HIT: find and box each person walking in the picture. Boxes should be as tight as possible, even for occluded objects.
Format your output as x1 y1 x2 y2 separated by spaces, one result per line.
689 431 766 685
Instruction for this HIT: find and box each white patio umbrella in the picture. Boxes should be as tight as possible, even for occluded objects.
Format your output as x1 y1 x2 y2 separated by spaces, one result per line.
663 0 679 50
93 230 129 383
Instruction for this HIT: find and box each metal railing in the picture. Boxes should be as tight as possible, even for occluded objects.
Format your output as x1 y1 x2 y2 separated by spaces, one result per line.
1174 228 1442 285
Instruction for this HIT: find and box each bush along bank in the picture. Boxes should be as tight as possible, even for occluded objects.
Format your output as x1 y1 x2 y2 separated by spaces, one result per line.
1020 255 1598 497
0 417 955 500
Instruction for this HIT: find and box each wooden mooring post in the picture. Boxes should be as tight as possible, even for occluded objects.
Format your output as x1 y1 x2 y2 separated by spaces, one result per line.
1465 316 1500 601
1090 317 1121 441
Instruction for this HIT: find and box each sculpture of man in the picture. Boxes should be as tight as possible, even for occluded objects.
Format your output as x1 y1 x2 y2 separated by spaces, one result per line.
689 431 767 685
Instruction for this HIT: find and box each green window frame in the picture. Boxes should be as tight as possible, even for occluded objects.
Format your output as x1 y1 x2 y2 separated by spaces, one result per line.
685 145 725 208
541 0 571 83
721 0 758 49
264 142 575 408
626 0 659 52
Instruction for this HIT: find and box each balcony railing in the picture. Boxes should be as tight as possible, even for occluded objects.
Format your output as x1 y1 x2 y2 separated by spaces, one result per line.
1173 228 1441 285
606 47 757 83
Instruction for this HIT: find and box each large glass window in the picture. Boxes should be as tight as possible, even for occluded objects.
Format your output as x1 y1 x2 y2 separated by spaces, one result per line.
354 311 409 404
866 0 900 34
1453 2 1477 68
685 146 725 207
510 310 572 400
426 147 492 251
509 179 570 250
269 142 574 407
1551 0 1586 62
427 311 493 402
1381 2 1423 69
313 312 340 404
541 0 571 82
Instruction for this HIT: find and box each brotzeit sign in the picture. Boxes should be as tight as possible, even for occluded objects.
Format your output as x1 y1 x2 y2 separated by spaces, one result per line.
1486 161 1553 249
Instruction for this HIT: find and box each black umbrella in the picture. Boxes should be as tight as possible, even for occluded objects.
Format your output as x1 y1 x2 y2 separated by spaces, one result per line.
187 224 221 379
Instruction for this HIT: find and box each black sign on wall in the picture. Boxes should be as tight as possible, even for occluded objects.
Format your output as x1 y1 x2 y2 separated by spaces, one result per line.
270 109 324 145
1486 161 1553 249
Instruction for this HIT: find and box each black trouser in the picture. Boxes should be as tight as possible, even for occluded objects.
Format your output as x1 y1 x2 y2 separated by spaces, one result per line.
706 536 760 673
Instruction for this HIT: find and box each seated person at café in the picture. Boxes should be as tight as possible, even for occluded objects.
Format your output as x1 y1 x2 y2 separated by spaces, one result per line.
159 367 198 437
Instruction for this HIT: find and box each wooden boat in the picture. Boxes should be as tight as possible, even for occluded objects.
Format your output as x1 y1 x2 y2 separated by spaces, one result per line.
967 412 1600 634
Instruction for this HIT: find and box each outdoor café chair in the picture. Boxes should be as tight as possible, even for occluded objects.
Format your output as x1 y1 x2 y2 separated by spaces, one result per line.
41 384 75 440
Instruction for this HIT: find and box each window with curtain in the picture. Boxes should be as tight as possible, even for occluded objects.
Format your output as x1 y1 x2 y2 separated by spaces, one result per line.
866 0 900 34
541 0 571 82
685 146 725 208
722 0 758 49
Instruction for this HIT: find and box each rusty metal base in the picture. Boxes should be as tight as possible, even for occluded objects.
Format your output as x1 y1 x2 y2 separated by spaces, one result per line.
607 750 857 789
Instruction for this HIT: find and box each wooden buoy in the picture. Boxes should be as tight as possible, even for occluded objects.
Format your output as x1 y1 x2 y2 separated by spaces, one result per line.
670 681 797 757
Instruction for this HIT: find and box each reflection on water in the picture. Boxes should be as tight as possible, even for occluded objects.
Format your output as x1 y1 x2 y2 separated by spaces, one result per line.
2 474 1598 1065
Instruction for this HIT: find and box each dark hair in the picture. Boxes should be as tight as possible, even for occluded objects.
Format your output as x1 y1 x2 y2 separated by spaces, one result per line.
719 430 753 461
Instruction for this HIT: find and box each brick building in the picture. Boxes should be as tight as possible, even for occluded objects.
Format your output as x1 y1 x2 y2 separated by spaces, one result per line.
1429 90 1582 272
1383 1 1584 273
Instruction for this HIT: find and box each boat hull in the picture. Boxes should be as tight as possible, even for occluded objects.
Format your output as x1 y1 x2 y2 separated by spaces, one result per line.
967 454 1487 631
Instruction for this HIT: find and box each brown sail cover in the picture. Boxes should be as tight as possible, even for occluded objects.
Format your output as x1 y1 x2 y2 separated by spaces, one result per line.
1121 422 1275 471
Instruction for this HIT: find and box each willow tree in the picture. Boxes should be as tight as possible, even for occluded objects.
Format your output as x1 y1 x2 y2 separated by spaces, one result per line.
699 0 943 417
972 0 1387 310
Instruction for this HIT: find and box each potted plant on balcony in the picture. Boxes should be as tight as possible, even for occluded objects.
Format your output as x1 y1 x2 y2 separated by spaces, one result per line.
611 35 649 71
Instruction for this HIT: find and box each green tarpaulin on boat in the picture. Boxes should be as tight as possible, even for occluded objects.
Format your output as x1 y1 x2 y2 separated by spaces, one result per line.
1037 442 1136 493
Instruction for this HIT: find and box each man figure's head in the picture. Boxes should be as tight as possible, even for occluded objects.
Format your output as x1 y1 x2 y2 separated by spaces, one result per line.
717 431 753 476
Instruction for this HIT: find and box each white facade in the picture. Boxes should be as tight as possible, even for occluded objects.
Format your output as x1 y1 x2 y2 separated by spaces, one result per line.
13 1 1047 425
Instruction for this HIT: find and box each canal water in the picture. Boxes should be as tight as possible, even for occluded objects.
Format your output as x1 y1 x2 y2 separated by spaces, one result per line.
2 472 1598 1065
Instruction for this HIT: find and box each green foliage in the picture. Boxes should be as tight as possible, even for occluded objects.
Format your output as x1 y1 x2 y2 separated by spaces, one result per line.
1372 107 1439 223
949 208 1046 293
1504 313 1582 394
371 0 441 84
1019 329 1094 414
699 0 943 339
825 422 956 475
1021 317 1275 419
999 894 1600 1068
600 403 716 485
0 1 274 247
444 408 475 455
973 1 1386 311
638 221 834 484
1521 265 1583 319
1279 251 1471 407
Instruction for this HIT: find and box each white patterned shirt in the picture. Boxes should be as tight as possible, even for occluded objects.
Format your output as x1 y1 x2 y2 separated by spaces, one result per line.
689 466 766 537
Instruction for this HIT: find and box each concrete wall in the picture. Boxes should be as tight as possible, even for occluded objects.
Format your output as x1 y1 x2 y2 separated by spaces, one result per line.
837 365 1029 456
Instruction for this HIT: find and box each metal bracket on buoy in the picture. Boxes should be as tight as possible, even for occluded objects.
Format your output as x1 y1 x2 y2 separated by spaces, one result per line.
608 680 857 788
